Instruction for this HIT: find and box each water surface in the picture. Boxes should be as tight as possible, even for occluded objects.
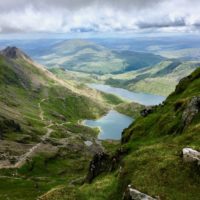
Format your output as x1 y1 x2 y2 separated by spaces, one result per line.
84 110 133 140
88 83 165 106
85 83 165 140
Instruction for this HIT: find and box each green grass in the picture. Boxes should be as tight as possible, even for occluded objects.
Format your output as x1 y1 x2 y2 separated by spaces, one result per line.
0 52 113 200
116 68 200 199
77 173 119 200
115 102 145 118
65 67 200 200
103 60 200 96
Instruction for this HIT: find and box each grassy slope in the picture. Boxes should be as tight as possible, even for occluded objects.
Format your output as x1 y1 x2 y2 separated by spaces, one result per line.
0 53 119 200
115 102 145 118
50 59 200 97
74 67 200 200
104 60 200 96
50 67 144 118
0 55 108 139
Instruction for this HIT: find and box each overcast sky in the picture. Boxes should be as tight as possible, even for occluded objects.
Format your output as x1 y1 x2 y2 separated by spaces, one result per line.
0 0 199 35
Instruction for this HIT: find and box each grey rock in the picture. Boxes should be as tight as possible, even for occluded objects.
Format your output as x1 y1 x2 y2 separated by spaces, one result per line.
182 96 200 128
123 185 156 200
182 148 200 165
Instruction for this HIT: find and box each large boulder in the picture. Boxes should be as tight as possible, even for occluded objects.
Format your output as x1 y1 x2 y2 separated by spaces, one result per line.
182 148 200 165
123 185 157 200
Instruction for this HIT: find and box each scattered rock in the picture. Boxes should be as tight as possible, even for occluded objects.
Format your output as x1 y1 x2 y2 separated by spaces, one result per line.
123 185 156 200
182 96 200 128
182 148 200 165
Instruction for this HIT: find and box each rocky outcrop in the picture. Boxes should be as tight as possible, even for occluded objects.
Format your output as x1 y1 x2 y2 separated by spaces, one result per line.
182 148 200 165
0 46 31 60
86 147 128 183
86 152 110 183
123 185 157 200
140 108 153 117
182 96 200 128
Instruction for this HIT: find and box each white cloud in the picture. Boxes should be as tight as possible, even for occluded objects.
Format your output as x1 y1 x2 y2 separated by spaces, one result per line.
0 0 199 34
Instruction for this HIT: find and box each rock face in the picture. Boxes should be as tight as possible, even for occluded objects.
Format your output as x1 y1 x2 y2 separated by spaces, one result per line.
182 96 200 128
123 185 156 200
86 148 127 183
0 46 31 60
86 152 110 183
140 108 153 117
182 148 200 165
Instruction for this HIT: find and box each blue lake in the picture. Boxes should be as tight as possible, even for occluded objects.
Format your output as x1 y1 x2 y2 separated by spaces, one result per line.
88 83 165 106
84 110 133 140
85 83 166 140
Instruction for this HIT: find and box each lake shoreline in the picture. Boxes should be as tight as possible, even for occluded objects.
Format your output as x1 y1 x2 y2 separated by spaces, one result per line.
87 83 166 106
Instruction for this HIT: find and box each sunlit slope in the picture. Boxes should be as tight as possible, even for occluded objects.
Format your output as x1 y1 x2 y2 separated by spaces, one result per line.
39 39 163 74
104 60 200 96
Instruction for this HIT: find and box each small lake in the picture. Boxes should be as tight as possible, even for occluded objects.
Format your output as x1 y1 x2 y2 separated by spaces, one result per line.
85 83 166 140
88 83 165 106
84 110 133 140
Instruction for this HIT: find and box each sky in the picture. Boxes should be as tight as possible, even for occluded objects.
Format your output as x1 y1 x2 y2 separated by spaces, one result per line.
0 0 200 37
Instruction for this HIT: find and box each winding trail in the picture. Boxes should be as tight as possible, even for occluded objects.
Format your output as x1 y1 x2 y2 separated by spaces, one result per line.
0 99 53 169
0 97 104 169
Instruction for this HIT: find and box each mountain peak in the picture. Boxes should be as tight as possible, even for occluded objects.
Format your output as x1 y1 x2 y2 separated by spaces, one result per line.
0 46 31 60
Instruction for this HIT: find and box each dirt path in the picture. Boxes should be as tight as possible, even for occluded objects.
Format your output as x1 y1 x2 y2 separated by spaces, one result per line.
0 99 53 169
0 97 104 169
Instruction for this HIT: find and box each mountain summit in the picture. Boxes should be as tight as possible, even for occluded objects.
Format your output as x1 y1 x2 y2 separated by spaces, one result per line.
0 46 32 60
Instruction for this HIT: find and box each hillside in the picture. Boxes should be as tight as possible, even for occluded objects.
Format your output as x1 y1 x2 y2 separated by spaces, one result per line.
40 66 200 200
38 39 163 75
104 60 200 96
0 47 125 200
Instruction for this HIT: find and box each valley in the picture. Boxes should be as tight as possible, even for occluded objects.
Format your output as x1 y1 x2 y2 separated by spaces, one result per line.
0 1 200 199
0 46 124 199
0 36 199 200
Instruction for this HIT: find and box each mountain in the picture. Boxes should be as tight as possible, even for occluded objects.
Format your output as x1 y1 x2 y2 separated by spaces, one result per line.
38 39 164 75
45 66 200 199
0 47 126 199
104 59 200 96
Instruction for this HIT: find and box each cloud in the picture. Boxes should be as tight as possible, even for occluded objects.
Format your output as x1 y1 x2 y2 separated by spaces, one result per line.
0 0 199 34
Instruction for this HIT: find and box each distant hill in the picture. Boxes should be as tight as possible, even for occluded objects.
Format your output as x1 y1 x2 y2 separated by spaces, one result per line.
104 59 200 96
38 39 164 74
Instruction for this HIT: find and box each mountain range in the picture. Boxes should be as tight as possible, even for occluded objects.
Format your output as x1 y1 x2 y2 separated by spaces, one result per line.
0 44 199 200
38 39 163 74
